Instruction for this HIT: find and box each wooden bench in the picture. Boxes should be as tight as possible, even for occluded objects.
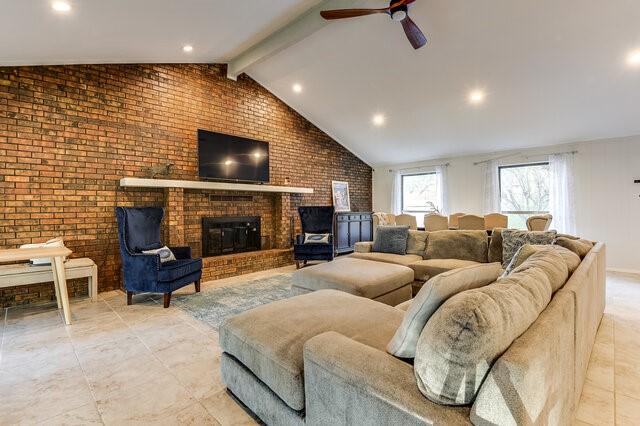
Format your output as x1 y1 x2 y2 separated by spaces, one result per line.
0 258 98 302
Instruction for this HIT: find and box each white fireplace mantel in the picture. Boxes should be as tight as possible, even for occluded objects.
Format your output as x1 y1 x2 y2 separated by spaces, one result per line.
119 177 314 194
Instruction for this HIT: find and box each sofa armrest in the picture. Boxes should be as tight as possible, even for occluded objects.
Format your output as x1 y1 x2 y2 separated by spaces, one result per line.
169 246 192 259
303 332 471 426
354 241 373 253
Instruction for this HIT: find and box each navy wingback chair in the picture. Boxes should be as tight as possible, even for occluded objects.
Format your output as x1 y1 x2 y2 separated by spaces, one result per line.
115 207 202 308
293 206 335 268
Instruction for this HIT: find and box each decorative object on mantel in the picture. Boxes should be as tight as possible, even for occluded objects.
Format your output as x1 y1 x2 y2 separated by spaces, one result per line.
284 177 291 185
145 162 175 179
331 180 351 212
119 178 313 194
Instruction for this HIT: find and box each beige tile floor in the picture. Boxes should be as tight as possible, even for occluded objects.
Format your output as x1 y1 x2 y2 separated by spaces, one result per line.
0 267 638 425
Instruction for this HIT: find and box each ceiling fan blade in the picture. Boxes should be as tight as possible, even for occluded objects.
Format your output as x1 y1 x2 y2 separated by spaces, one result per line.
401 15 427 49
320 8 389 20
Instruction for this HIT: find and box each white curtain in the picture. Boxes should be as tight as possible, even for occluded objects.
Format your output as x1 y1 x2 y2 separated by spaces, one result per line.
435 165 448 215
482 159 500 214
549 153 576 234
390 170 403 215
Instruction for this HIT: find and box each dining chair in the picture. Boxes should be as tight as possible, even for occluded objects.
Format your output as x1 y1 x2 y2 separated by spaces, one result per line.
395 214 418 230
424 213 448 231
458 214 486 230
526 214 553 231
484 213 508 230
448 212 465 229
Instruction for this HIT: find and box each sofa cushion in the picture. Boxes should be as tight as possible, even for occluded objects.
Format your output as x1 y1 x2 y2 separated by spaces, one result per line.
354 241 373 253
293 257 414 300
408 258 481 281
219 290 403 411
509 249 569 292
350 251 423 267
157 258 202 282
488 228 504 264
555 237 594 258
373 226 409 255
387 263 502 359
501 229 557 268
424 230 488 263
395 299 413 311
505 244 581 276
414 261 558 405
406 230 428 256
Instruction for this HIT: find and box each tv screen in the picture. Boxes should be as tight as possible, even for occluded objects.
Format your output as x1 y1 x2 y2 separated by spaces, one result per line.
198 130 269 183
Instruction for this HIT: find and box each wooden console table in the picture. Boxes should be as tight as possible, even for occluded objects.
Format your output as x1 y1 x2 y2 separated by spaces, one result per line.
0 247 73 325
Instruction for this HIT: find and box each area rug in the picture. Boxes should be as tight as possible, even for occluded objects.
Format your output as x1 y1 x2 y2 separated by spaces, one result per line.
173 273 298 331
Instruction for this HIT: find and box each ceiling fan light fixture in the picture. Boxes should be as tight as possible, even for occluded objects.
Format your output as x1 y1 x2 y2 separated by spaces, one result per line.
391 10 407 21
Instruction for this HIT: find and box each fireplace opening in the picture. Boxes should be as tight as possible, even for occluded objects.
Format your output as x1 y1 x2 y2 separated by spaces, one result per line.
202 216 261 257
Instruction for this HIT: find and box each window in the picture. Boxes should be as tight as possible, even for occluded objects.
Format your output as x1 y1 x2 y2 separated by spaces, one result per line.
499 162 550 229
401 173 439 219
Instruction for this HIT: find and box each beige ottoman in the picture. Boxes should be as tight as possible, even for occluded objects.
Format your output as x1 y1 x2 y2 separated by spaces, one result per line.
292 257 413 306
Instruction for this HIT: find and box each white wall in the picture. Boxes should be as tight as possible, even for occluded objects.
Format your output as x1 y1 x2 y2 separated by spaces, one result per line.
372 135 640 272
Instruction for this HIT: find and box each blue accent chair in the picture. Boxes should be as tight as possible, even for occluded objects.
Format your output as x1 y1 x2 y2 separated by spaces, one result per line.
293 206 335 269
115 207 202 308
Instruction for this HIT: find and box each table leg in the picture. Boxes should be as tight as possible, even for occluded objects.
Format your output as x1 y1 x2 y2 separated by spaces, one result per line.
52 256 72 325
51 262 62 309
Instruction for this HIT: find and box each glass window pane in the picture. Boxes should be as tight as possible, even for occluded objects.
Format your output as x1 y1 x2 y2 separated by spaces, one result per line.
401 173 438 214
499 163 550 229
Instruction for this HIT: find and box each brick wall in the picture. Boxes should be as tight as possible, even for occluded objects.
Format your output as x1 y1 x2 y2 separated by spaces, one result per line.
0 64 372 307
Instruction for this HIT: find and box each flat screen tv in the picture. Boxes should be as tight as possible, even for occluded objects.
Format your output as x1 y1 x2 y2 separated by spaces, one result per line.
198 130 270 183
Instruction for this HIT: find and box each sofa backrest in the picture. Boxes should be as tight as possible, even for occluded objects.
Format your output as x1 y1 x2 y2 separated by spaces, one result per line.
424 230 488 263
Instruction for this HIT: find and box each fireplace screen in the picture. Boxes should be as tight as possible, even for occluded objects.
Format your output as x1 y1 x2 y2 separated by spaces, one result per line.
202 216 261 257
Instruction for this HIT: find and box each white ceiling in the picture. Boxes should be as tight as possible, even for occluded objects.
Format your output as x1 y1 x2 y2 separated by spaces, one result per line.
248 0 640 165
2 0 640 166
0 0 319 65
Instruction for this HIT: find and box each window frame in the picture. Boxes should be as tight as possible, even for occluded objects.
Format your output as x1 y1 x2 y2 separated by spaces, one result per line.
400 171 438 214
498 161 550 215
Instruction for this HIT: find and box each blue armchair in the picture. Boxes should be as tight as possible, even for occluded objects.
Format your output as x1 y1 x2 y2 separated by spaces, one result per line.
115 207 202 308
293 206 335 268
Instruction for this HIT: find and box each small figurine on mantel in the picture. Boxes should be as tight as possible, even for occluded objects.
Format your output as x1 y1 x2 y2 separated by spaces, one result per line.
145 162 175 179
284 177 291 185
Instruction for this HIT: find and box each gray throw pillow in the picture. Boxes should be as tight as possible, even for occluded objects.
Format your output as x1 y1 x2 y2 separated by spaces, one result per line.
387 262 502 359
373 226 409 255
501 229 556 268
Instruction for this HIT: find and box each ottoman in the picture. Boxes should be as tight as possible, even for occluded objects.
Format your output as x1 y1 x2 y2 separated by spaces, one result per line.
292 257 413 306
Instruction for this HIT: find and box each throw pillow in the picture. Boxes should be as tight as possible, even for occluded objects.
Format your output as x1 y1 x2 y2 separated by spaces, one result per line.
487 228 504 263
406 230 428 256
372 226 409 255
142 246 176 263
509 249 569 292
303 233 330 244
555 237 594 258
387 262 502 359
414 264 557 405
503 244 538 275
501 229 557 268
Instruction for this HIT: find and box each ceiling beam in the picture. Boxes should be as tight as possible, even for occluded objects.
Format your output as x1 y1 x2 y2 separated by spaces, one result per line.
226 0 366 80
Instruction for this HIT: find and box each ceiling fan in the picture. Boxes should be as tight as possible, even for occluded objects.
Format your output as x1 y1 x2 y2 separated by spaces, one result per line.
320 0 427 49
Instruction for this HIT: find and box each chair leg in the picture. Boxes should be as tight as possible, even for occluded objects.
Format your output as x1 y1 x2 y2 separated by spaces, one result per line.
295 261 301 269
163 292 172 308
127 291 133 305
195 280 201 293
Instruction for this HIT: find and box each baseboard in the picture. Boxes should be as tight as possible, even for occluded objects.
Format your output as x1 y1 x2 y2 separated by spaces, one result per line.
606 267 640 276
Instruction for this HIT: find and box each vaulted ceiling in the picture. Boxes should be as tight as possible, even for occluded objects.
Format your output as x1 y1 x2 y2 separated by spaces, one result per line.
3 0 640 166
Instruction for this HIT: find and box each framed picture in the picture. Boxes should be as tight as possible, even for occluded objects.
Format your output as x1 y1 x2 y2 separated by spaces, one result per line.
331 180 351 212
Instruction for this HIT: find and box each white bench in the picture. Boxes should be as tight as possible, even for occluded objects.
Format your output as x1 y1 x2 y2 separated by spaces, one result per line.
0 258 98 302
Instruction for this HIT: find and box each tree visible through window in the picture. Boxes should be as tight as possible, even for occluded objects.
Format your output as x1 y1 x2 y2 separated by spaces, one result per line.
401 173 439 220
499 162 550 229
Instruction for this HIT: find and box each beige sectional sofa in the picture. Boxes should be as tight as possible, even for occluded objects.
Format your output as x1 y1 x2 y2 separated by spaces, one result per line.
219 229 606 425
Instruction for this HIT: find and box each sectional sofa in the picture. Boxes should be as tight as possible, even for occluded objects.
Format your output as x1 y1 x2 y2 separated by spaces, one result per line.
219 229 605 425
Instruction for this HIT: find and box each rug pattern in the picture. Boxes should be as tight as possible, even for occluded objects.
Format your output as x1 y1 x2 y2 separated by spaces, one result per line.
173 273 298 330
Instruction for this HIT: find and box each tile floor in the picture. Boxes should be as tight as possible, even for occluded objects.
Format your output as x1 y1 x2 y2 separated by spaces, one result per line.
0 267 638 425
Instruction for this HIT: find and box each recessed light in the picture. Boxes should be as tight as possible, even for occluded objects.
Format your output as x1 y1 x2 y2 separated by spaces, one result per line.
372 114 385 126
627 49 640 67
292 83 303 94
52 1 71 12
182 45 194 53
468 89 486 105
